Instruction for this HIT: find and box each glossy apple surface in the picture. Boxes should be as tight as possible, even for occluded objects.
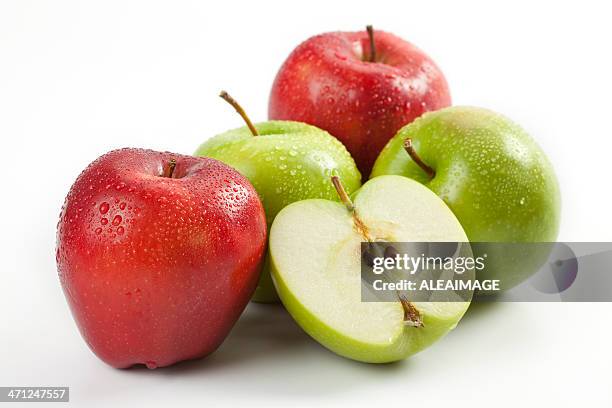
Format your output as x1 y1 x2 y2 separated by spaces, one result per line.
195 121 361 302
56 148 267 368
371 107 561 289
269 176 472 363
268 28 451 177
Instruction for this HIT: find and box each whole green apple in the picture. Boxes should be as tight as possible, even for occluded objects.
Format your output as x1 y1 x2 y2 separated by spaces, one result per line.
371 106 561 290
195 92 361 302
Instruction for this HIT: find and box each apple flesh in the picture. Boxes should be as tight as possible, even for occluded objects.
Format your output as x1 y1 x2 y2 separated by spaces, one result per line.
269 175 471 363
195 120 361 302
371 106 561 289
56 148 267 368
268 27 451 177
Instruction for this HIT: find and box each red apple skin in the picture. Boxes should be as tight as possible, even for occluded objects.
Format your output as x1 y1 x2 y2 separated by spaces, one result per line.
269 29 451 177
56 149 267 368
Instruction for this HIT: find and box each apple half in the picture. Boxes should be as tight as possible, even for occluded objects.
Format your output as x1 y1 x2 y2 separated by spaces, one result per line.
269 175 472 363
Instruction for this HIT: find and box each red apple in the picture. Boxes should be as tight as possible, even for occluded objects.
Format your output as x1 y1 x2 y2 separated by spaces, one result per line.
268 27 451 177
56 148 267 368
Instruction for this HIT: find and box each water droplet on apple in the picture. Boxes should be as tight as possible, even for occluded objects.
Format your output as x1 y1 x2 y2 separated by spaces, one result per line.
117 226 124 235
112 215 122 226
145 361 157 369
101 218 108 225
99 202 109 214
95 227 102 235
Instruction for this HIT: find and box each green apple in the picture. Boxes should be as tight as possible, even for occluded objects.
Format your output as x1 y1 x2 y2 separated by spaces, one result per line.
371 106 561 290
269 175 472 363
195 92 361 302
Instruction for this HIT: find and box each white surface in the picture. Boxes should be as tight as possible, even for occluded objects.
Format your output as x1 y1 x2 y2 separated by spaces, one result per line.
1 0 611 406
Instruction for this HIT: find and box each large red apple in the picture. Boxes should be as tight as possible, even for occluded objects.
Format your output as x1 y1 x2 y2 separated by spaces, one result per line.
268 27 451 177
56 148 267 368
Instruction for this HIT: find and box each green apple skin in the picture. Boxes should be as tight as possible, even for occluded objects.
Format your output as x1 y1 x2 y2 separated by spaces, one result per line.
371 107 561 290
195 121 361 302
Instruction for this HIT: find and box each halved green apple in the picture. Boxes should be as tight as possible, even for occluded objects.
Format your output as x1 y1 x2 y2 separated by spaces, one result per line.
269 175 472 363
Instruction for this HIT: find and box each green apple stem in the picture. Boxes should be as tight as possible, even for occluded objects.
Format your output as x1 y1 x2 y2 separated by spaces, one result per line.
331 175 372 241
366 25 376 62
331 175 354 212
163 159 177 178
399 294 424 327
219 90 259 136
403 138 435 179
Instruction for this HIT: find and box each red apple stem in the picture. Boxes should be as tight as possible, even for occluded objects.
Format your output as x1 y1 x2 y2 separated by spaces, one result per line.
366 25 376 62
403 138 435 179
219 90 259 136
164 159 177 178
331 175 354 211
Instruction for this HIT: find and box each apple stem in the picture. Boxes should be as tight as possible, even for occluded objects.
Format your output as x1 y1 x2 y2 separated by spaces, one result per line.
164 159 177 178
219 90 259 136
331 175 354 212
403 138 435 179
399 294 424 327
366 25 376 62
332 175 372 240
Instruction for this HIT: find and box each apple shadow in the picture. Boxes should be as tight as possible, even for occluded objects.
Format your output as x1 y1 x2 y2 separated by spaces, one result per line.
122 302 410 397
164 302 314 371
460 293 505 323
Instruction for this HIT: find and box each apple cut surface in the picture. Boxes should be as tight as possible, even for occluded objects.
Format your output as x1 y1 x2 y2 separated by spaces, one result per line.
270 175 471 363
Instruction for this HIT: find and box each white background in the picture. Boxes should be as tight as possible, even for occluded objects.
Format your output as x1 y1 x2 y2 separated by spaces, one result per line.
1 0 611 407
